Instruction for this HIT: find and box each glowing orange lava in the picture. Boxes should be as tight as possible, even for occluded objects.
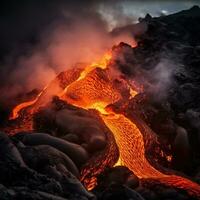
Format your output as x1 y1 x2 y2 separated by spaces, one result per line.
9 47 200 197
9 90 44 120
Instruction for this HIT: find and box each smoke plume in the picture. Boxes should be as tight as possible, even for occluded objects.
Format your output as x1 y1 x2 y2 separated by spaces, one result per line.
1 0 195 103
0 0 137 103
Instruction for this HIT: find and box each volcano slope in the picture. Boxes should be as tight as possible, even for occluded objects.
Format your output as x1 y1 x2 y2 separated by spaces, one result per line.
106 5 200 199
1 5 200 200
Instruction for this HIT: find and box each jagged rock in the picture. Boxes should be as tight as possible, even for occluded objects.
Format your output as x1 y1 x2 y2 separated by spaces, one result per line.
111 6 200 176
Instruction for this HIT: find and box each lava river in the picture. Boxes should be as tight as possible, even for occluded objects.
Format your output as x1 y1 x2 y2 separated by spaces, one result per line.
10 51 200 198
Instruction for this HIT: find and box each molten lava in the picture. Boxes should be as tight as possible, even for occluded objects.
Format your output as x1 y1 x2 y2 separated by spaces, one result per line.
9 47 200 197
61 68 121 109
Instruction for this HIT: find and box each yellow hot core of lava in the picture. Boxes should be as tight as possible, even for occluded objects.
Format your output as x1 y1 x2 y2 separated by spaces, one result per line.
61 53 200 196
9 50 200 197
77 52 112 81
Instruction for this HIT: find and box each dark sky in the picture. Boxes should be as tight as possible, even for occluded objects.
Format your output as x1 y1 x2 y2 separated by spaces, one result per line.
0 0 199 59
99 0 200 29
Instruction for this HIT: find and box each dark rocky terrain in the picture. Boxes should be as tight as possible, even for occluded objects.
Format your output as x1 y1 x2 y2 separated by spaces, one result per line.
112 5 200 178
1 5 200 200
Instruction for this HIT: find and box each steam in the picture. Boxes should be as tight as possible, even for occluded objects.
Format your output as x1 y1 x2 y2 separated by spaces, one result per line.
110 43 177 102
0 0 192 103
145 59 176 101
98 1 136 31
0 0 137 103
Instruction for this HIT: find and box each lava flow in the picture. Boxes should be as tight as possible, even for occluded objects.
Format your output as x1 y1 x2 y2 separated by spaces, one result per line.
9 47 200 197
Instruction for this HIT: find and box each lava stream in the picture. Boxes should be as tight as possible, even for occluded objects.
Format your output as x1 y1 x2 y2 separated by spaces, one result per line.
9 49 200 197
101 113 165 179
101 112 200 197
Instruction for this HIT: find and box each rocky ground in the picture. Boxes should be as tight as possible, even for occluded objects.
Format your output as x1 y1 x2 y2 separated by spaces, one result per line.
111 5 200 178
1 5 200 200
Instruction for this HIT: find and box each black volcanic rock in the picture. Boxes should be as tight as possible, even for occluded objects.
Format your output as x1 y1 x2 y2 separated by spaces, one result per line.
0 132 26 170
1 6 200 200
19 132 89 167
96 166 139 191
97 185 144 200
18 144 79 177
0 132 95 200
112 6 200 177
172 126 190 172
33 97 108 155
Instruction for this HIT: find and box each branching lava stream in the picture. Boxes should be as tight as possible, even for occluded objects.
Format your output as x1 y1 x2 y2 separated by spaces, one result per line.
10 50 200 198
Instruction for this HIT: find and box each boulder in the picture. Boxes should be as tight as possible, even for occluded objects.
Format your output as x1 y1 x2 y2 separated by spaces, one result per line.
20 133 89 167
18 144 79 177
55 109 106 152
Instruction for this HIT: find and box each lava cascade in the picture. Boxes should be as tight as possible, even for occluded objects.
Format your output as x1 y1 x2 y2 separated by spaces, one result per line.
9 48 200 198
